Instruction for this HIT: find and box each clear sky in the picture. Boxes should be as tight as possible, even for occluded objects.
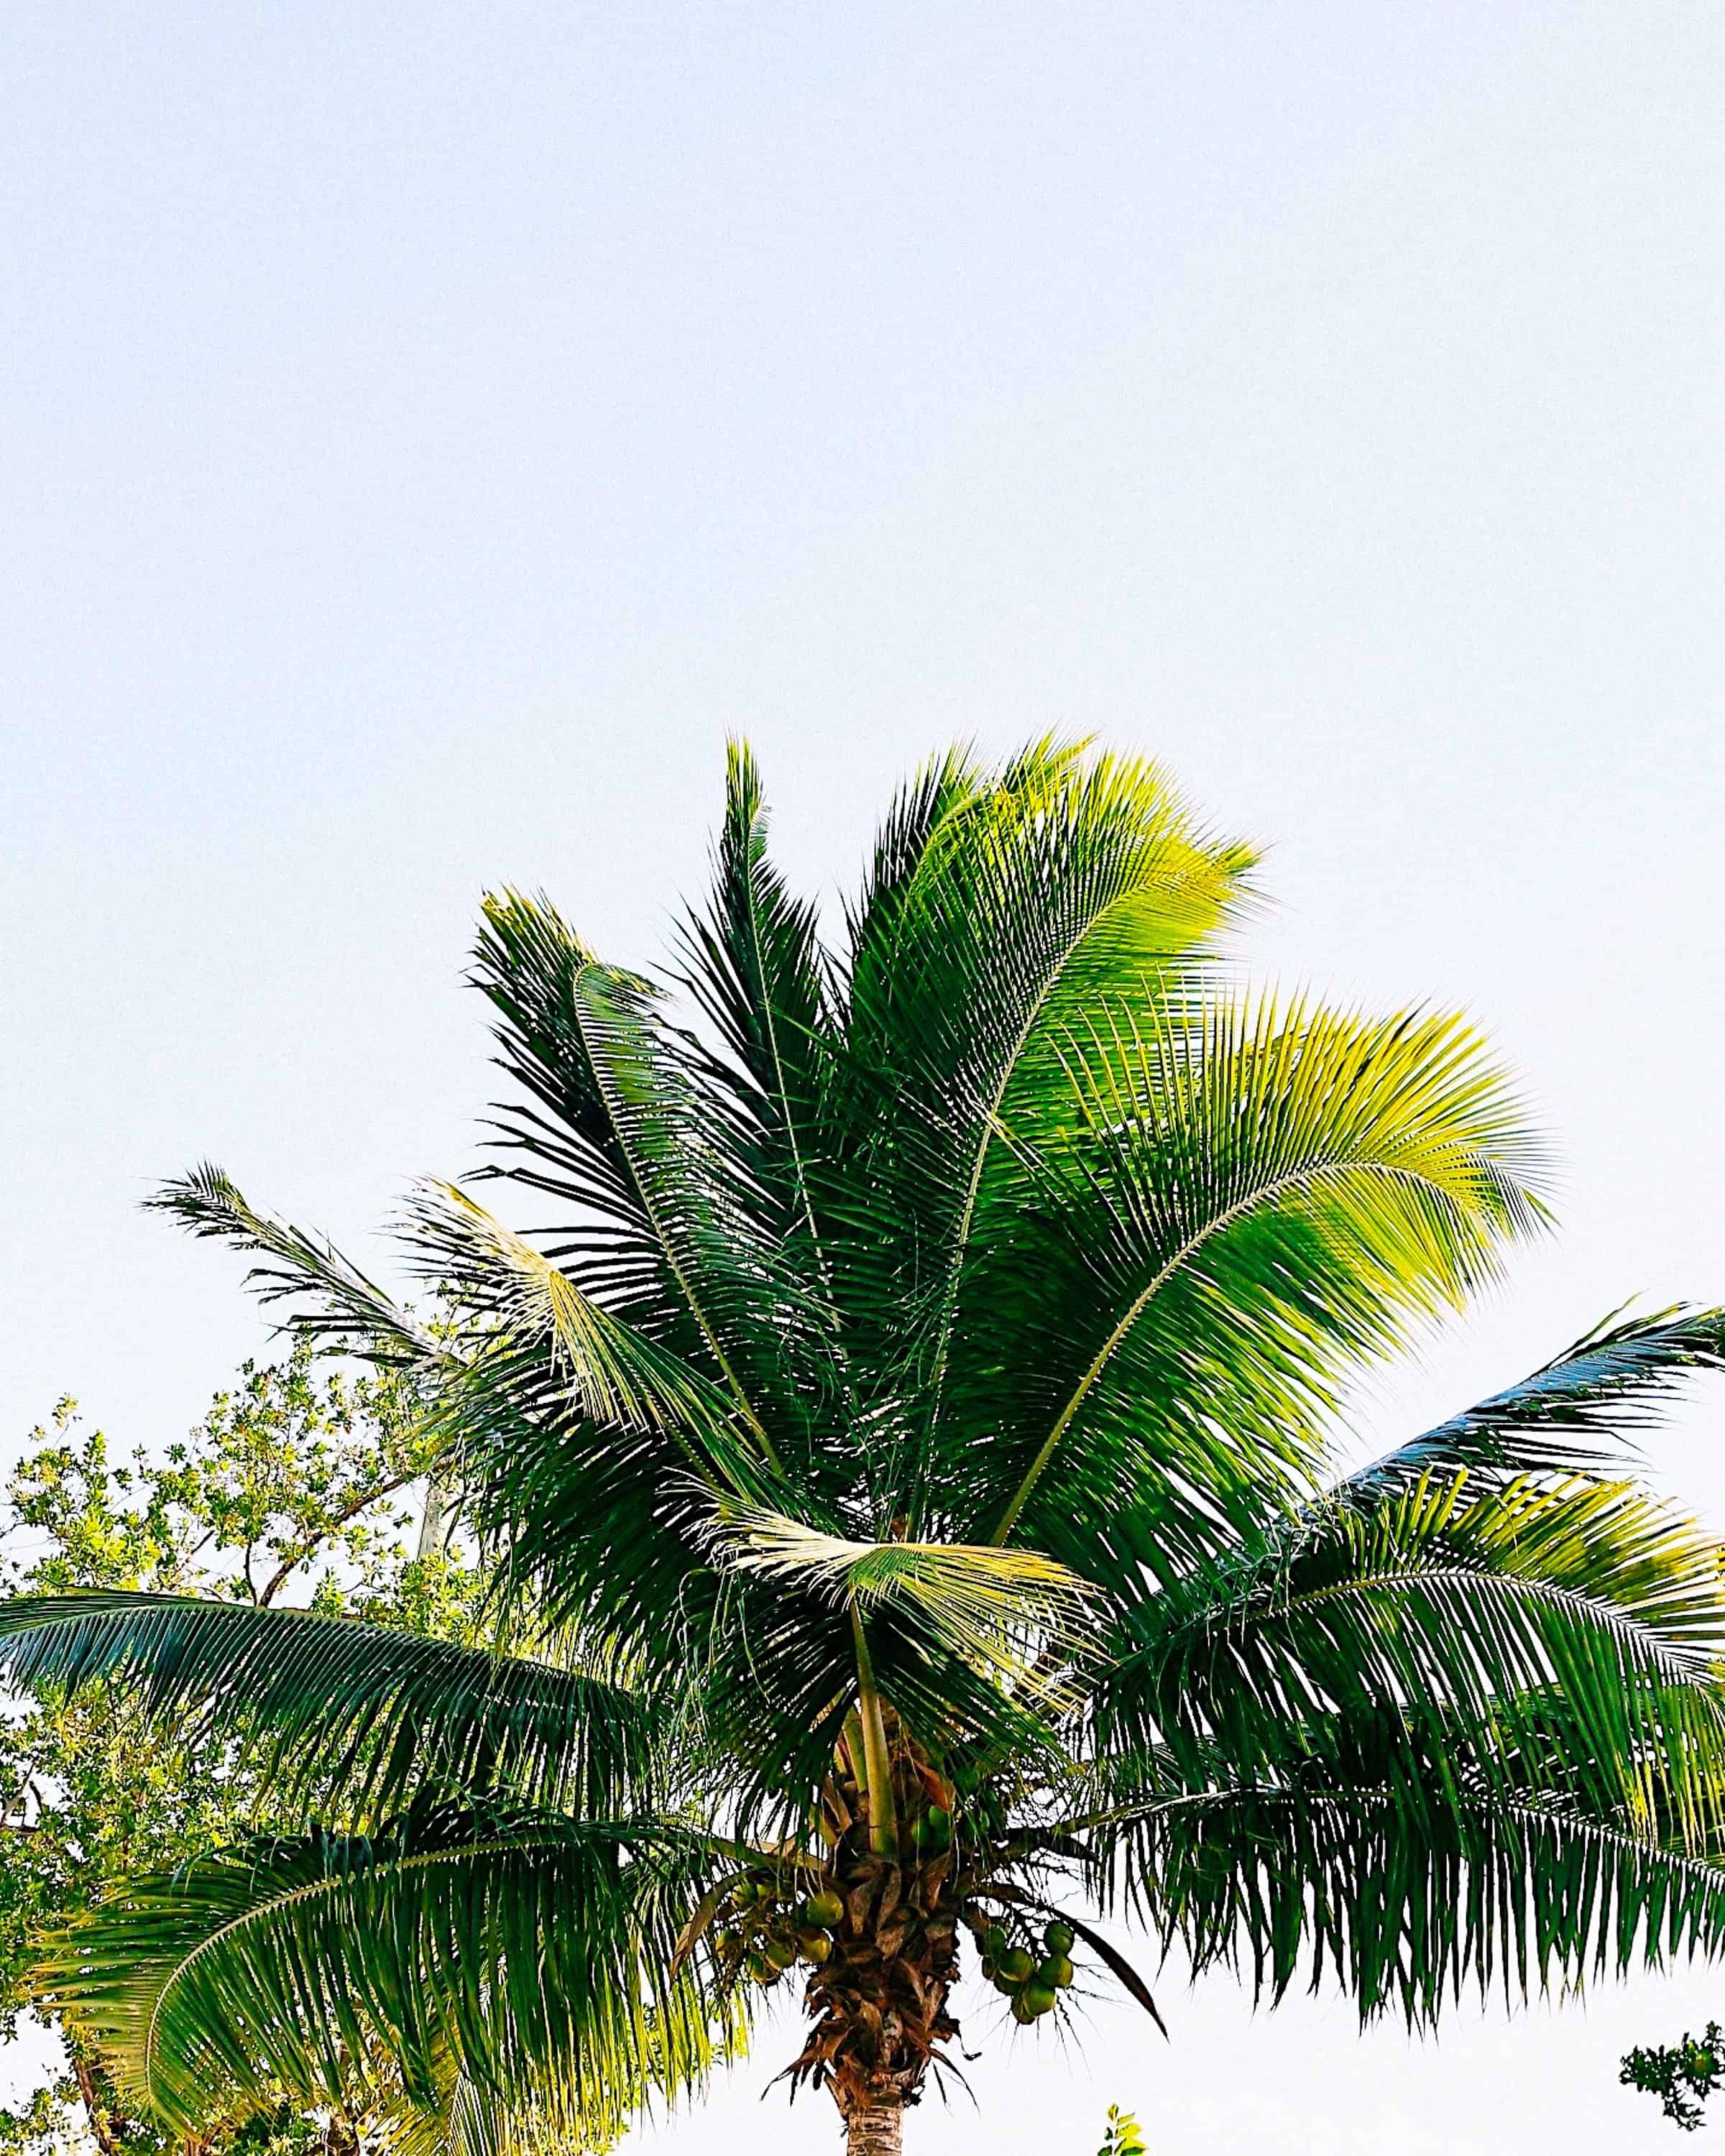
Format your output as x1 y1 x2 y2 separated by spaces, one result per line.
4 4 1723 2148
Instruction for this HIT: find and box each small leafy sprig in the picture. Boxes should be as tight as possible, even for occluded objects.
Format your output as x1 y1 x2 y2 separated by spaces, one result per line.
1097 2104 1146 2156
1622 2023 1725 2132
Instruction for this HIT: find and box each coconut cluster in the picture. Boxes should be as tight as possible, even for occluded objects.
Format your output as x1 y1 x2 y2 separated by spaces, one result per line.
969 1914 1077 2023
713 1875 846 1988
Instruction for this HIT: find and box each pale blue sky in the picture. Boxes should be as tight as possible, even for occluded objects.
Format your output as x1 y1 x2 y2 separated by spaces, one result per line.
4 4 1724 2148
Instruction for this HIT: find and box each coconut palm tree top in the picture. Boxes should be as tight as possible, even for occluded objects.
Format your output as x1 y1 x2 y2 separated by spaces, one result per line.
7 739 1725 2155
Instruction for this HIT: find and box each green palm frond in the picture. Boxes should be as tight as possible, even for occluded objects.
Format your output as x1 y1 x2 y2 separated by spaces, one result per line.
1098 1470 1725 1838
476 893 834 1464
144 1166 443 1366
957 1000 1547 1577
407 1181 759 1479
42 1802 735 2145
1339 1306 1725 1501
437 2058 638 2156
673 739 837 1259
1107 1772 1725 2024
704 1499 1098 1702
0 1592 651 1815
469 893 671 1304
828 746 1251 1464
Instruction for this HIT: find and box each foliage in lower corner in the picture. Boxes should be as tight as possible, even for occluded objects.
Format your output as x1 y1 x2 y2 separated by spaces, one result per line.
1623 2024 1725 2133
0 1345 490 2156
1096 2104 1146 2156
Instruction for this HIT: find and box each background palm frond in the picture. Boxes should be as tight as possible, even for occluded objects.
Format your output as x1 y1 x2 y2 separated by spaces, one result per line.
0 1591 653 1817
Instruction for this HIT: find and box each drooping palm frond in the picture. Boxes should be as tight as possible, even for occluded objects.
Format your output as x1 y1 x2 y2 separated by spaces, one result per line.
704 1499 1098 1704
1338 1307 1725 1501
144 1166 444 1366
946 1000 1547 1587
42 1802 737 2146
1095 1468 1725 1840
1104 1772 1725 2024
0 1593 653 1816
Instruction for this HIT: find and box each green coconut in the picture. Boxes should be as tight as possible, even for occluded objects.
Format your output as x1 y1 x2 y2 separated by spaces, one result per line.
1043 1921 1075 1955
804 1889 845 1929
1021 1983 1058 2018
765 1935 799 1971
998 1946 1034 1984
984 1923 1008 1958
799 1930 833 1965
1010 1994 1038 2024
1039 1955 1075 1990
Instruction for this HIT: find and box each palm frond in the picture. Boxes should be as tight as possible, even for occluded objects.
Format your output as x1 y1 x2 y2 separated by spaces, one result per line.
674 740 837 1258
406 1181 762 1486
952 998 1546 1582
41 1802 735 2143
1096 1471 1725 1841
144 1166 442 1365
827 743 1252 1508
0 1592 651 1816
1103 1774 1725 2026
1339 1307 1725 1501
704 1499 1097 1703
469 892 671 1304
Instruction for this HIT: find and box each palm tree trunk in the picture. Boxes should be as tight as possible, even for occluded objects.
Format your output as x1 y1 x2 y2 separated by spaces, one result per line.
415 1480 455 1557
842 2096 903 2156
70 2057 124 2156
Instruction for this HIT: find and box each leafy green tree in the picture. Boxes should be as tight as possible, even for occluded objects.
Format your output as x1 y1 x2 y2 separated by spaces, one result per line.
4 740 1725 2156
0 1353 480 2156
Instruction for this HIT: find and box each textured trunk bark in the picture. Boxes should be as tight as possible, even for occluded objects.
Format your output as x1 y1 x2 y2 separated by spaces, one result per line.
415 1480 455 1557
842 2098 904 2156
70 2057 124 2156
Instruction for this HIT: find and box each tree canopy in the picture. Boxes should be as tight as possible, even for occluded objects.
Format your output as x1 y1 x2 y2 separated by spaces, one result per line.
0 1350 487 2156
3 740 1724 2153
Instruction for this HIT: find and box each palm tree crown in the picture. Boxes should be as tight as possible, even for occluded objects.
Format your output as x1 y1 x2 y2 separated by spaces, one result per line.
7 740 1725 2155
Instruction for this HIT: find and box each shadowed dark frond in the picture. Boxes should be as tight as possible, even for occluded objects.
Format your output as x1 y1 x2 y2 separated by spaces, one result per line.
1109 1774 1725 2024
1338 1306 1725 1501
1092 1470 1725 1843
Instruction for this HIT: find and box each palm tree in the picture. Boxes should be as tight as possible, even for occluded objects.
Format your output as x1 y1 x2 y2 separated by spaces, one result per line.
7 739 1725 2156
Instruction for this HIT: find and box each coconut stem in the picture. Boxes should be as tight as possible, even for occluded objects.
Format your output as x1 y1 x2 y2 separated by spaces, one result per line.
850 1600 898 1858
